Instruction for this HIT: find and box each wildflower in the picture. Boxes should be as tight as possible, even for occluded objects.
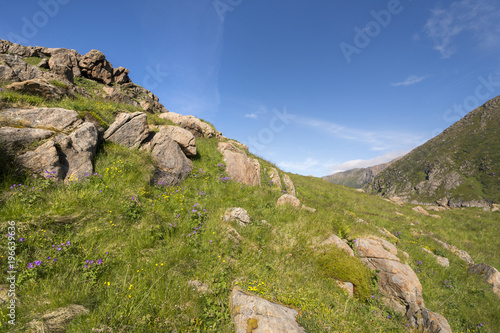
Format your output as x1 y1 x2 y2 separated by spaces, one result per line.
66 241 70 246
54 259 58 262
57 247 62 251
19 238 25 242
97 259 102 265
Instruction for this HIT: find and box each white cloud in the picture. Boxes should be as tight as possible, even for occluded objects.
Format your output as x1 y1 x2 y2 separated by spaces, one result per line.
245 113 258 119
328 150 409 174
391 75 429 87
424 0 500 58
278 158 321 172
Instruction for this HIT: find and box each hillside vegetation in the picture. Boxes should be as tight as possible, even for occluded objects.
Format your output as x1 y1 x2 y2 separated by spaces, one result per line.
366 97 500 207
0 40 499 332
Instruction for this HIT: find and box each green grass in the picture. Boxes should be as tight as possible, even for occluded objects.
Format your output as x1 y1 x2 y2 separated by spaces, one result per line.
22 57 42 66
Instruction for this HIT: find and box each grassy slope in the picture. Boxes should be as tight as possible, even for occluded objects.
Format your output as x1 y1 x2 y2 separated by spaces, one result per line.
0 90 499 332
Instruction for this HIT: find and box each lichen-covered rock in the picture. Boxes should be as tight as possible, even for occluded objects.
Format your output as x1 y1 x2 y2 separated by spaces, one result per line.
230 287 306 333
276 194 300 208
469 263 500 297
222 207 251 226
104 112 149 148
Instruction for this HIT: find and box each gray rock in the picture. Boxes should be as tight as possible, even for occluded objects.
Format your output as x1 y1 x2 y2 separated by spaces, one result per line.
49 49 82 79
17 123 98 182
0 127 54 152
104 112 149 148
336 281 354 298
159 125 197 157
230 287 306 333
430 236 474 266
276 194 300 208
222 207 251 226
422 248 449 268
113 66 131 84
0 54 43 82
422 309 453 333
29 304 90 333
79 49 114 85
5 79 68 99
1 107 83 131
469 263 500 297
159 112 215 138
141 130 192 186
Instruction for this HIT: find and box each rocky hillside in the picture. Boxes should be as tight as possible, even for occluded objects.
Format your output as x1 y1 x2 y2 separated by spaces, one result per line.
365 96 500 208
1 40 500 333
323 160 395 189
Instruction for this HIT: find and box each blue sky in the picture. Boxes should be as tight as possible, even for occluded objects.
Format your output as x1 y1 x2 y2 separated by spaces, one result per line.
1 0 500 176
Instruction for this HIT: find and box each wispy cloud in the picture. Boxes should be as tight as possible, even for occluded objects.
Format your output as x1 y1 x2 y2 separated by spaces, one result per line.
328 150 408 174
424 0 500 58
296 116 425 152
278 158 321 172
245 105 268 119
391 75 429 87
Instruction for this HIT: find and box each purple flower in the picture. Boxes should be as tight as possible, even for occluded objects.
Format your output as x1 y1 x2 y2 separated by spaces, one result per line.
85 260 89 263
66 241 70 246
209 240 212 243
47 257 51 259
105 251 108 255
84 265 88 268
54 259 58 262
90 260 94 264
19 238 25 242
97 259 102 265
57 247 62 251
28 263 34 268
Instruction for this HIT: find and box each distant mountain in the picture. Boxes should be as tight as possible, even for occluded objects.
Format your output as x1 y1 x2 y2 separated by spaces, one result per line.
365 95 500 207
322 161 395 188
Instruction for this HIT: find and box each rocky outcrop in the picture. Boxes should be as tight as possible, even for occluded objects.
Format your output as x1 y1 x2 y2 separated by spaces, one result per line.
141 130 192 186
276 194 300 208
218 142 261 186
103 112 149 148
18 123 98 182
354 237 451 332
159 125 196 157
282 174 296 196
28 304 89 333
468 263 500 297
222 207 251 226
230 287 306 333
159 112 215 138
268 167 282 188
323 159 396 189
79 49 114 85
5 78 68 99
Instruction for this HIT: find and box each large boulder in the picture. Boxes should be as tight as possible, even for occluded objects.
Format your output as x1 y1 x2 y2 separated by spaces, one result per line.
104 112 149 148
468 263 500 297
141 130 192 186
159 125 197 157
79 49 114 85
230 288 306 333
0 107 83 131
354 237 451 332
112 66 131 85
217 142 261 186
18 123 99 182
48 49 82 82
159 112 215 138
0 54 42 82
5 79 68 99
282 173 296 196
